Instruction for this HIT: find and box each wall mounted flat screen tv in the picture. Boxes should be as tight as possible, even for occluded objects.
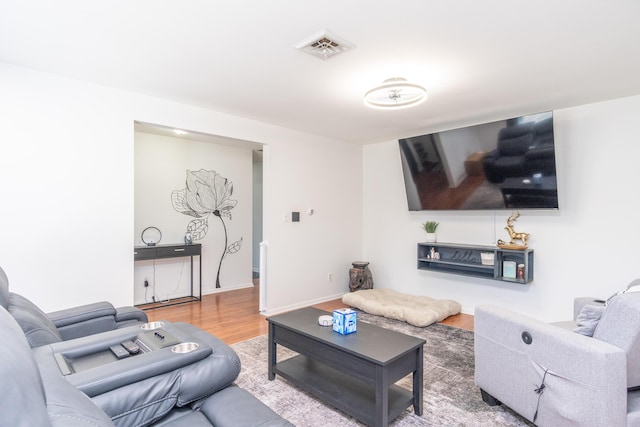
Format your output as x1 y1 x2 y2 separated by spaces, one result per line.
399 111 558 210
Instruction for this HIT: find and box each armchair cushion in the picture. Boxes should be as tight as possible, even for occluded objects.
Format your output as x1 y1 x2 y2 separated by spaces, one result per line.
574 304 605 336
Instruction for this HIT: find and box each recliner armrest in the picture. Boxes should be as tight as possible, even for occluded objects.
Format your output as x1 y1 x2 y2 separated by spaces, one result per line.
115 306 148 324
48 302 117 327
48 302 119 341
67 344 212 396
33 322 212 397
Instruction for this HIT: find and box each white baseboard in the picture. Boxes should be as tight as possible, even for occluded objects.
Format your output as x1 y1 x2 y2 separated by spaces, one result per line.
202 282 254 295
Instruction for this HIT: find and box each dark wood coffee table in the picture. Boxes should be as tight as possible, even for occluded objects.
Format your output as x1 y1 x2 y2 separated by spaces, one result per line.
267 307 425 427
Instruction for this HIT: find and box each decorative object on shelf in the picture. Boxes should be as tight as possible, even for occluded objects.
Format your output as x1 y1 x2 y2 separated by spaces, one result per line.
502 260 517 279
141 226 162 246
349 261 374 292
497 211 530 250
480 252 495 266
422 221 439 243
172 169 244 288
184 231 193 245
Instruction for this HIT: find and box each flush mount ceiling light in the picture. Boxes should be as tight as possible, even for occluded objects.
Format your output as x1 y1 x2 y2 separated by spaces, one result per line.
364 77 427 109
295 29 355 60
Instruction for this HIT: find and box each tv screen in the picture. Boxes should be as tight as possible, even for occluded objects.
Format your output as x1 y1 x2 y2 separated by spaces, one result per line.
398 111 558 211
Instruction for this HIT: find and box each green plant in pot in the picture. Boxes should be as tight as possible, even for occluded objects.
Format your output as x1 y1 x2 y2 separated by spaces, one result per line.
422 221 439 242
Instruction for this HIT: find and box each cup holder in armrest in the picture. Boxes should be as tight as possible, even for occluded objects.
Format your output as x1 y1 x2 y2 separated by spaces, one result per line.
171 342 199 354
141 321 165 330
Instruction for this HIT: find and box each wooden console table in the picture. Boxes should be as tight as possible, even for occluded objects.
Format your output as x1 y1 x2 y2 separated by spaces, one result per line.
134 243 202 309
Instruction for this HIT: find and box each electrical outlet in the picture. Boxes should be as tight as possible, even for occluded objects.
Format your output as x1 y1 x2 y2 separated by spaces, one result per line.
327 273 333 282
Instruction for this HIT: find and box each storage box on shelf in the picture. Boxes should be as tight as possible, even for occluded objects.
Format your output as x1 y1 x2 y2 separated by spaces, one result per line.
417 242 533 284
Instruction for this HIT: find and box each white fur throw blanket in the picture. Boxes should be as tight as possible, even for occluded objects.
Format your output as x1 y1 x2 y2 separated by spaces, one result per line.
342 288 461 327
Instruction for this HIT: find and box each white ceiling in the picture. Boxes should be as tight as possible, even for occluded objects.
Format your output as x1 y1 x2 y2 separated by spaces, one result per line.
1 0 640 144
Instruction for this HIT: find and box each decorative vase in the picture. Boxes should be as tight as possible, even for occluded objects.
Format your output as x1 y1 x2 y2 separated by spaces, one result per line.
425 233 437 243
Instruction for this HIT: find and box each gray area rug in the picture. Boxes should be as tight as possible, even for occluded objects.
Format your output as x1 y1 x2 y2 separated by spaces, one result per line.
231 312 533 426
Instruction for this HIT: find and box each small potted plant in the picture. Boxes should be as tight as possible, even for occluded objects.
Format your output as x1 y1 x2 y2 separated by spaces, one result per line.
422 221 439 242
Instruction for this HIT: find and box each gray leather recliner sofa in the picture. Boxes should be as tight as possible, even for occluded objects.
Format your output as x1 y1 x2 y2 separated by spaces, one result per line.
475 292 640 426
0 267 148 346
0 303 294 426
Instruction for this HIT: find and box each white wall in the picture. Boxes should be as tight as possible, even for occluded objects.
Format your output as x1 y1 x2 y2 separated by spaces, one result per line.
363 94 640 321
134 131 253 303
0 62 362 313
4 58 636 322
261 137 363 313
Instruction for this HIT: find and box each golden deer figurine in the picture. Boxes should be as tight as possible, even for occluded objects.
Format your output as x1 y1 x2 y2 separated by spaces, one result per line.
502 211 530 247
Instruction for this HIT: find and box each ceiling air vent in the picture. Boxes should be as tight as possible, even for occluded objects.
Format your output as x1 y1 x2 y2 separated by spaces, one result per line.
295 29 355 61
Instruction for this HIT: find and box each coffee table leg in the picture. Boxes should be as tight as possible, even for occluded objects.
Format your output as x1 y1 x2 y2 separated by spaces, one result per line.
268 322 276 380
375 366 389 427
413 345 424 415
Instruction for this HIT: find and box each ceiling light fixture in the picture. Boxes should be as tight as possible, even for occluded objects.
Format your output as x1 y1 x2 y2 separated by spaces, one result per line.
364 77 427 109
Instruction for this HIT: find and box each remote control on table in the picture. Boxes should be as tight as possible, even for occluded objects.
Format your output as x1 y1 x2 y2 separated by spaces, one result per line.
121 340 141 354
109 344 130 359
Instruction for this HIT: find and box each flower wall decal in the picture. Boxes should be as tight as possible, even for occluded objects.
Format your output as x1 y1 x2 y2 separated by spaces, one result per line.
172 169 243 288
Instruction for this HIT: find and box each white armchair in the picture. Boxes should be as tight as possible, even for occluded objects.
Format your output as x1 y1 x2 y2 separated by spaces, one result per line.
475 292 640 426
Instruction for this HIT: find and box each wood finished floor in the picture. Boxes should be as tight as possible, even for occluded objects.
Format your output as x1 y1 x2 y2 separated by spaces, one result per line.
146 284 474 345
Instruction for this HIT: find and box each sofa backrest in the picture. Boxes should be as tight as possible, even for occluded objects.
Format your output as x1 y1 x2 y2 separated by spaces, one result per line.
0 305 117 427
9 292 63 347
0 305 52 427
593 292 640 388
0 266 64 347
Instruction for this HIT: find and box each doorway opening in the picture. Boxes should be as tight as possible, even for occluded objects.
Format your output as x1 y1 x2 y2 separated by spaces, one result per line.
133 121 264 308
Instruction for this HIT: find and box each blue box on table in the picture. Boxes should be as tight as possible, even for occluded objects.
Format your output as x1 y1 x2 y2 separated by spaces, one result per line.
333 308 357 335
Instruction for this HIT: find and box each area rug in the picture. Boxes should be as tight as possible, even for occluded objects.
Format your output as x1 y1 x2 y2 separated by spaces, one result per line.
230 311 532 426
